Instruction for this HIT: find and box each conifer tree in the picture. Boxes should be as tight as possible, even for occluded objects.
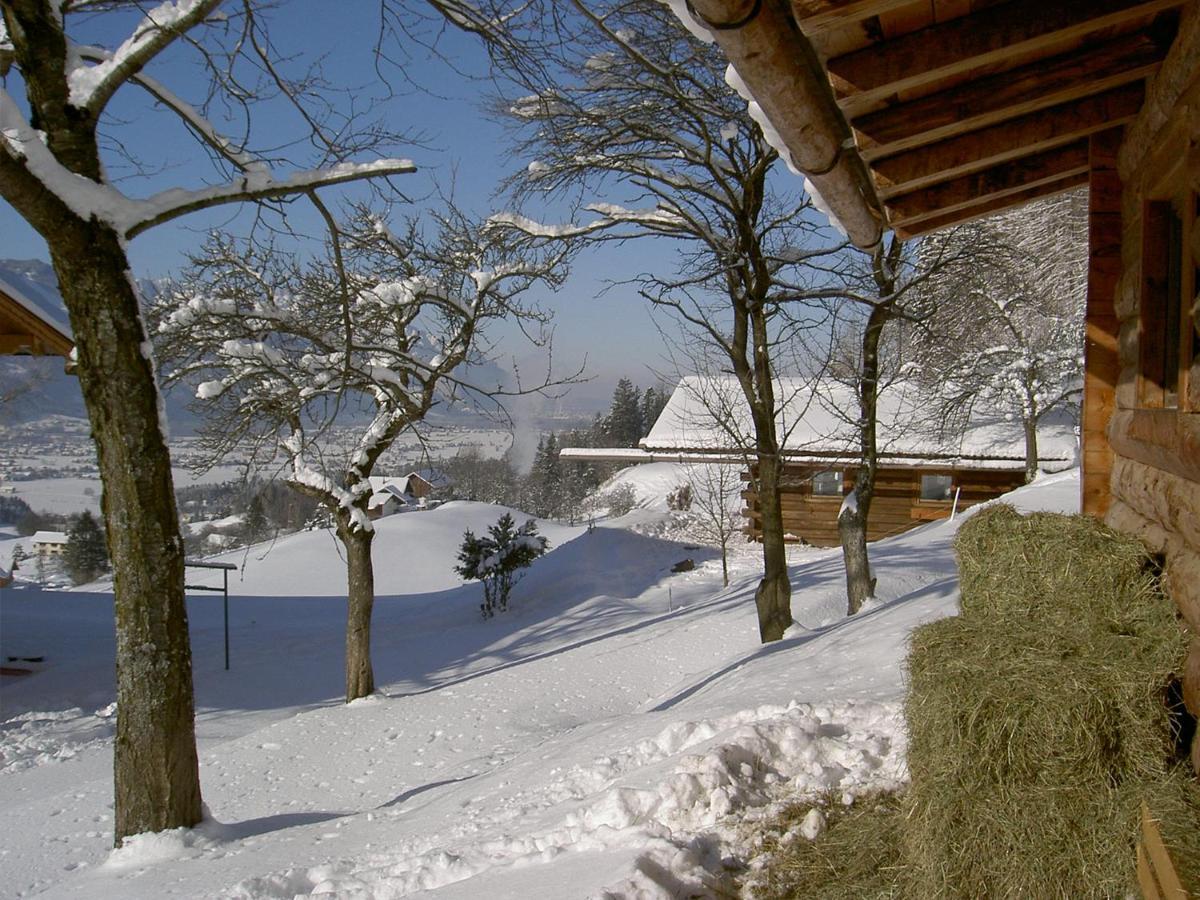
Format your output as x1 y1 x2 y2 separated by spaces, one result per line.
455 514 549 617
605 378 644 448
639 386 669 439
65 511 109 585
243 495 270 545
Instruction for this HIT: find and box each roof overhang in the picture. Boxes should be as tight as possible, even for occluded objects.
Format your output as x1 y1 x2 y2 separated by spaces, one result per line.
0 279 75 368
689 0 1184 243
560 445 1073 471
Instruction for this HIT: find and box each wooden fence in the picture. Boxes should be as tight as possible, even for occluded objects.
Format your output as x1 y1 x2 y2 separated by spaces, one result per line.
1138 802 1189 899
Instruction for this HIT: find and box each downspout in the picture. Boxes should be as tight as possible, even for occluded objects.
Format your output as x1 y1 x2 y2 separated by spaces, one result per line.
685 0 887 249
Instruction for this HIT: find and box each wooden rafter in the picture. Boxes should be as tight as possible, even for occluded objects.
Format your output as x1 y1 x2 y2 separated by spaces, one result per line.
789 0 918 34
873 83 1144 197
896 171 1089 238
828 0 1183 103
0 288 73 359
887 140 1090 226
687 0 887 248
852 29 1169 155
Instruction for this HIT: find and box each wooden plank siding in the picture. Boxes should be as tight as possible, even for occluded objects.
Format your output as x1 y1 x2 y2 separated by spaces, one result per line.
1102 0 1200 774
740 464 1026 547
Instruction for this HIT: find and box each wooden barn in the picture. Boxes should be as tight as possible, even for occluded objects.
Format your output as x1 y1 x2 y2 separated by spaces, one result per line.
680 0 1200 767
639 376 1076 546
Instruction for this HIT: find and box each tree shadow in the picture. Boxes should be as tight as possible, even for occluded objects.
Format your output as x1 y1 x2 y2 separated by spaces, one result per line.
648 574 959 712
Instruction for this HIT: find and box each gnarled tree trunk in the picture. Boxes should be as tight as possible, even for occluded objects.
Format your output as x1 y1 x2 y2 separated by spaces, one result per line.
51 221 201 844
337 515 376 701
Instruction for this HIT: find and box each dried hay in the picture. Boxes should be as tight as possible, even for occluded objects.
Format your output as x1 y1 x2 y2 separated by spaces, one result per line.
954 503 1160 624
744 793 906 899
904 509 1197 898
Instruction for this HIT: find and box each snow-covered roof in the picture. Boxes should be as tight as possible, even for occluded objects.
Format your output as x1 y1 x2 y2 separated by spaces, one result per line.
367 485 416 510
31 530 69 545
639 376 1077 471
405 468 451 489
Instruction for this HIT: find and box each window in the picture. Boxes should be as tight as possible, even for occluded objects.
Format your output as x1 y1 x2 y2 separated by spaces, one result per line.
920 474 954 502
1140 190 1197 410
812 470 843 497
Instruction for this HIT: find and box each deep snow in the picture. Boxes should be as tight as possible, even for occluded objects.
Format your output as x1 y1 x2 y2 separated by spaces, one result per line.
0 466 1081 898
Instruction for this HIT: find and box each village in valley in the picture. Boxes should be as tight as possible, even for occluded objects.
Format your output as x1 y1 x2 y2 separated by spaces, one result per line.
1 1 1199 898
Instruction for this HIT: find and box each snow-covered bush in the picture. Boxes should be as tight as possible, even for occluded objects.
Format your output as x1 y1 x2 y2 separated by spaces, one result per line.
455 514 549 618
602 483 638 517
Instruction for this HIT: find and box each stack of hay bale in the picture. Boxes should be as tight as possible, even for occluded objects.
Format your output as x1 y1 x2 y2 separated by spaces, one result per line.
905 504 1199 896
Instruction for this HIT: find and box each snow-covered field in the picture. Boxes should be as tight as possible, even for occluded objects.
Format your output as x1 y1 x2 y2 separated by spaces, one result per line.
0 465 1081 899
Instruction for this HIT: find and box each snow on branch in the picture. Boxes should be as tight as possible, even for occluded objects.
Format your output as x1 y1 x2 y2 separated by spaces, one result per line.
75 46 263 174
0 94 415 240
488 203 687 241
67 0 223 113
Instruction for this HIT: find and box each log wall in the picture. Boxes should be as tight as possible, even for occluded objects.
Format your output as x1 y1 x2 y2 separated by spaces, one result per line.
741 464 1027 547
1106 2 1200 769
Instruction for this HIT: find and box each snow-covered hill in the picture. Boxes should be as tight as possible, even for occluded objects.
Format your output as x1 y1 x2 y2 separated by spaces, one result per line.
0 469 1081 899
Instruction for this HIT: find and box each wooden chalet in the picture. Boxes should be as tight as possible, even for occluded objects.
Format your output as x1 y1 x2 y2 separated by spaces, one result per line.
639 376 1076 546
682 0 1200 766
0 274 73 365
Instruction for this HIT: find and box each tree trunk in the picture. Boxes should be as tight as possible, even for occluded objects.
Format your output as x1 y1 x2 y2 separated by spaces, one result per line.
754 453 792 642
839 493 874 615
338 520 376 701
49 221 201 845
1023 415 1039 484
839 239 898 617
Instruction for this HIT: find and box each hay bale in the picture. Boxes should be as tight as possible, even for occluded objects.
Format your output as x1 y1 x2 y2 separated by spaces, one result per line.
954 504 1158 624
904 511 1192 898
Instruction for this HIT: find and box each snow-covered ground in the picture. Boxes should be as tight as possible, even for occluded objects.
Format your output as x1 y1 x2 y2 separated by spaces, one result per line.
0 466 1081 899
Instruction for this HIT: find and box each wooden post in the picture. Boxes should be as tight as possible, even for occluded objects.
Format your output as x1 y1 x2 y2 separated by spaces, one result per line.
1082 128 1124 517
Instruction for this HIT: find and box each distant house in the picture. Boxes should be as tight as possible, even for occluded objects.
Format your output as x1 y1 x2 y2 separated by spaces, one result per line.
366 482 419 519
0 275 74 368
564 376 1077 547
31 530 69 559
365 470 451 520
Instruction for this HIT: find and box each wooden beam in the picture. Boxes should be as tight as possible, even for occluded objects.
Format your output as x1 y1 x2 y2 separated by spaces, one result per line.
852 30 1168 155
887 141 1090 226
872 84 1144 196
0 333 40 354
688 0 887 247
789 0 918 34
1082 129 1123 519
896 172 1088 237
829 0 1183 102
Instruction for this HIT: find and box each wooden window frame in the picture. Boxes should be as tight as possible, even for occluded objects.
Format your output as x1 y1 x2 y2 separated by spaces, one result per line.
810 469 845 500
917 472 955 504
1139 156 1197 412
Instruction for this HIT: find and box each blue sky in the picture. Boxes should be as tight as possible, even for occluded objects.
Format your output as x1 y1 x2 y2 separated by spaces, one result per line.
0 1 678 406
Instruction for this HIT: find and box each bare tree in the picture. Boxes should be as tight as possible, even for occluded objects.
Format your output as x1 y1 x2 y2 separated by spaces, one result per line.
802 231 984 615
490 0 848 642
0 0 540 844
913 191 1088 482
154 210 565 701
683 463 742 587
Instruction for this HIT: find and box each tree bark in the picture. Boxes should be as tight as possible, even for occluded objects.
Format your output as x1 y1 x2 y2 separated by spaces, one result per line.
754 452 792 642
1023 413 1040 484
338 519 376 701
50 221 201 844
839 500 873 615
